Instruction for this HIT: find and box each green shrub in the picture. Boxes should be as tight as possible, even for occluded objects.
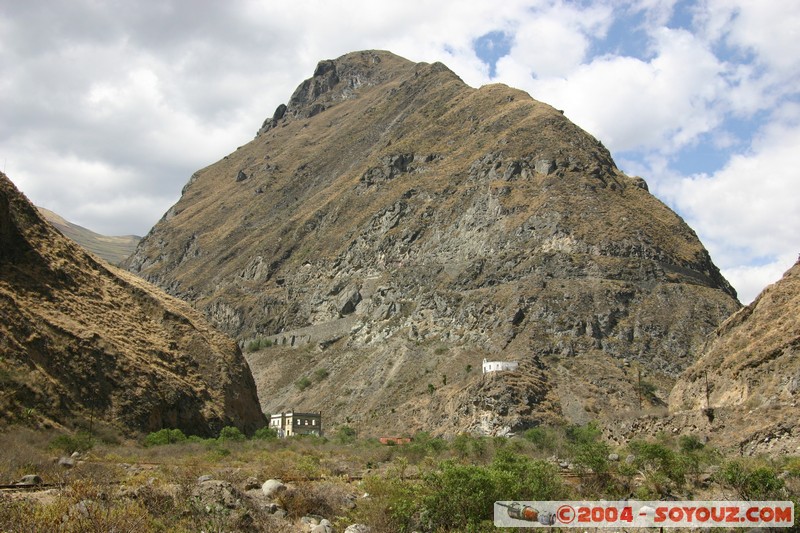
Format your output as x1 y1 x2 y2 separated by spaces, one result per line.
523 426 558 452
218 426 246 442
314 368 329 381
253 426 278 440
565 421 602 445
144 428 187 447
678 434 705 453
245 338 273 352
719 460 785 500
295 376 312 391
337 426 357 444
627 439 687 496
356 473 422 532
421 452 565 531
49 431 95 454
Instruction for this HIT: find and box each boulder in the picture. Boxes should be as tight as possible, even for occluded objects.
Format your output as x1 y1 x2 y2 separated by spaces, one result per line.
262 478 286 499
192 479 241 509
345 525 372 533
15 474 42 486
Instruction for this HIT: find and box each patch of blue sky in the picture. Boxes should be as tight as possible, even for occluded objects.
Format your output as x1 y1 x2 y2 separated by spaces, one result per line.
473 30 513 78
589 7 651 60
667 0 696 32
667 139 732 176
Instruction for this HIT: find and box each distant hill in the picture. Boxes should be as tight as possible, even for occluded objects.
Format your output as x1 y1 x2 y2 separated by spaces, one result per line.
125 50 740 436
0 172 265 436
37 206 140 265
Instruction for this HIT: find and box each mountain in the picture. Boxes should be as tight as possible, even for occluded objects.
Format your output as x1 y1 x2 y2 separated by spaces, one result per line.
0 172 265 436
37 206 140 265
667 257 800 454
124 50 739 436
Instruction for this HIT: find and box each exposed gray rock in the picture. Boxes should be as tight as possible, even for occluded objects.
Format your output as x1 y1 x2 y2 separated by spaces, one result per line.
338 287 362 316
192 479 242 509
262 478 286 499
345 525 372 533
535 159 556 175
311 519 333 533
236 170 249 182
58 456 76 468
16 474 42 486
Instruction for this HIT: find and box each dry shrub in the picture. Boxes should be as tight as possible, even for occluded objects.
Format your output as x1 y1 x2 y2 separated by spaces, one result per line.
278 480 356 520
0 425 63 483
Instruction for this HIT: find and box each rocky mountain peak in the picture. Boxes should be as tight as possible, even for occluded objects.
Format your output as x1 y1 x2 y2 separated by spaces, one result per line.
126 50 740 436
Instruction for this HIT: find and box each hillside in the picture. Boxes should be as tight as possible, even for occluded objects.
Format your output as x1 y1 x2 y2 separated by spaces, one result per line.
37 206 140 265
666 257 800 454
0 172 265 436
125 50 740 436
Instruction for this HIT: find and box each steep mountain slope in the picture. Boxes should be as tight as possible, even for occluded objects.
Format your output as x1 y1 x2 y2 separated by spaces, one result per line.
0 172 265 436
125 50 739 435
666 257 799 454
37 206 140 265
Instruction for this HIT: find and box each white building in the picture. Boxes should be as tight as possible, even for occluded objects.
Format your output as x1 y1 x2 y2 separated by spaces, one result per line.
269 411 322 437
482 358 519 374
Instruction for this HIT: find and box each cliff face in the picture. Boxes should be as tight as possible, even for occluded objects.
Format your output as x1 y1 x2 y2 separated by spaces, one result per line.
666 258 800 454
125 50 739 435
0 172 265 436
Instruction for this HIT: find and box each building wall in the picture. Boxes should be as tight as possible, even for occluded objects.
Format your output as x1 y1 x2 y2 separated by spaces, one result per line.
482 358 519 374
269 411 322 437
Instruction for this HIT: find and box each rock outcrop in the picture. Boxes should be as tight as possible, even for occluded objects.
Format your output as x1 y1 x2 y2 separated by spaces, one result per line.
0 172 265 436
125 50 739 435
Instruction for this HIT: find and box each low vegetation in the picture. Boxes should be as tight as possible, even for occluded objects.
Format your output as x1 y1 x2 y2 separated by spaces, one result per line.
0 423 797 532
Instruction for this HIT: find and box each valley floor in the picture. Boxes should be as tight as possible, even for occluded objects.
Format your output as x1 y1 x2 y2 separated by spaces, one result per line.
0 423 797 532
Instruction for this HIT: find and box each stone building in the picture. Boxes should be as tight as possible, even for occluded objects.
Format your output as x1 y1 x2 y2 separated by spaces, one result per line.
269 411 323 437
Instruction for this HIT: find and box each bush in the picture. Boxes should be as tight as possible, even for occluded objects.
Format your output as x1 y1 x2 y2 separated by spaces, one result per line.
421 452 565 531
356 473 422 533
144 428 187 447
295 376 312 391
254 426 278 440
49 431 95 454
218 426 246 442
523 427 558 452
245 337 273 352
719 460 785 500
627 440 687 496
337 426 357 444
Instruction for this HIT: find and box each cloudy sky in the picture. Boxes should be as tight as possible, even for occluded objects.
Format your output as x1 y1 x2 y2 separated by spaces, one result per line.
1 1 798 303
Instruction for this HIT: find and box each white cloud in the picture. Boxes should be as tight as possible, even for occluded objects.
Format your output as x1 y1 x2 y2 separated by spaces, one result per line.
654 104 800 302
513 27 726 154
1 0 797 301
501 2 613 78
